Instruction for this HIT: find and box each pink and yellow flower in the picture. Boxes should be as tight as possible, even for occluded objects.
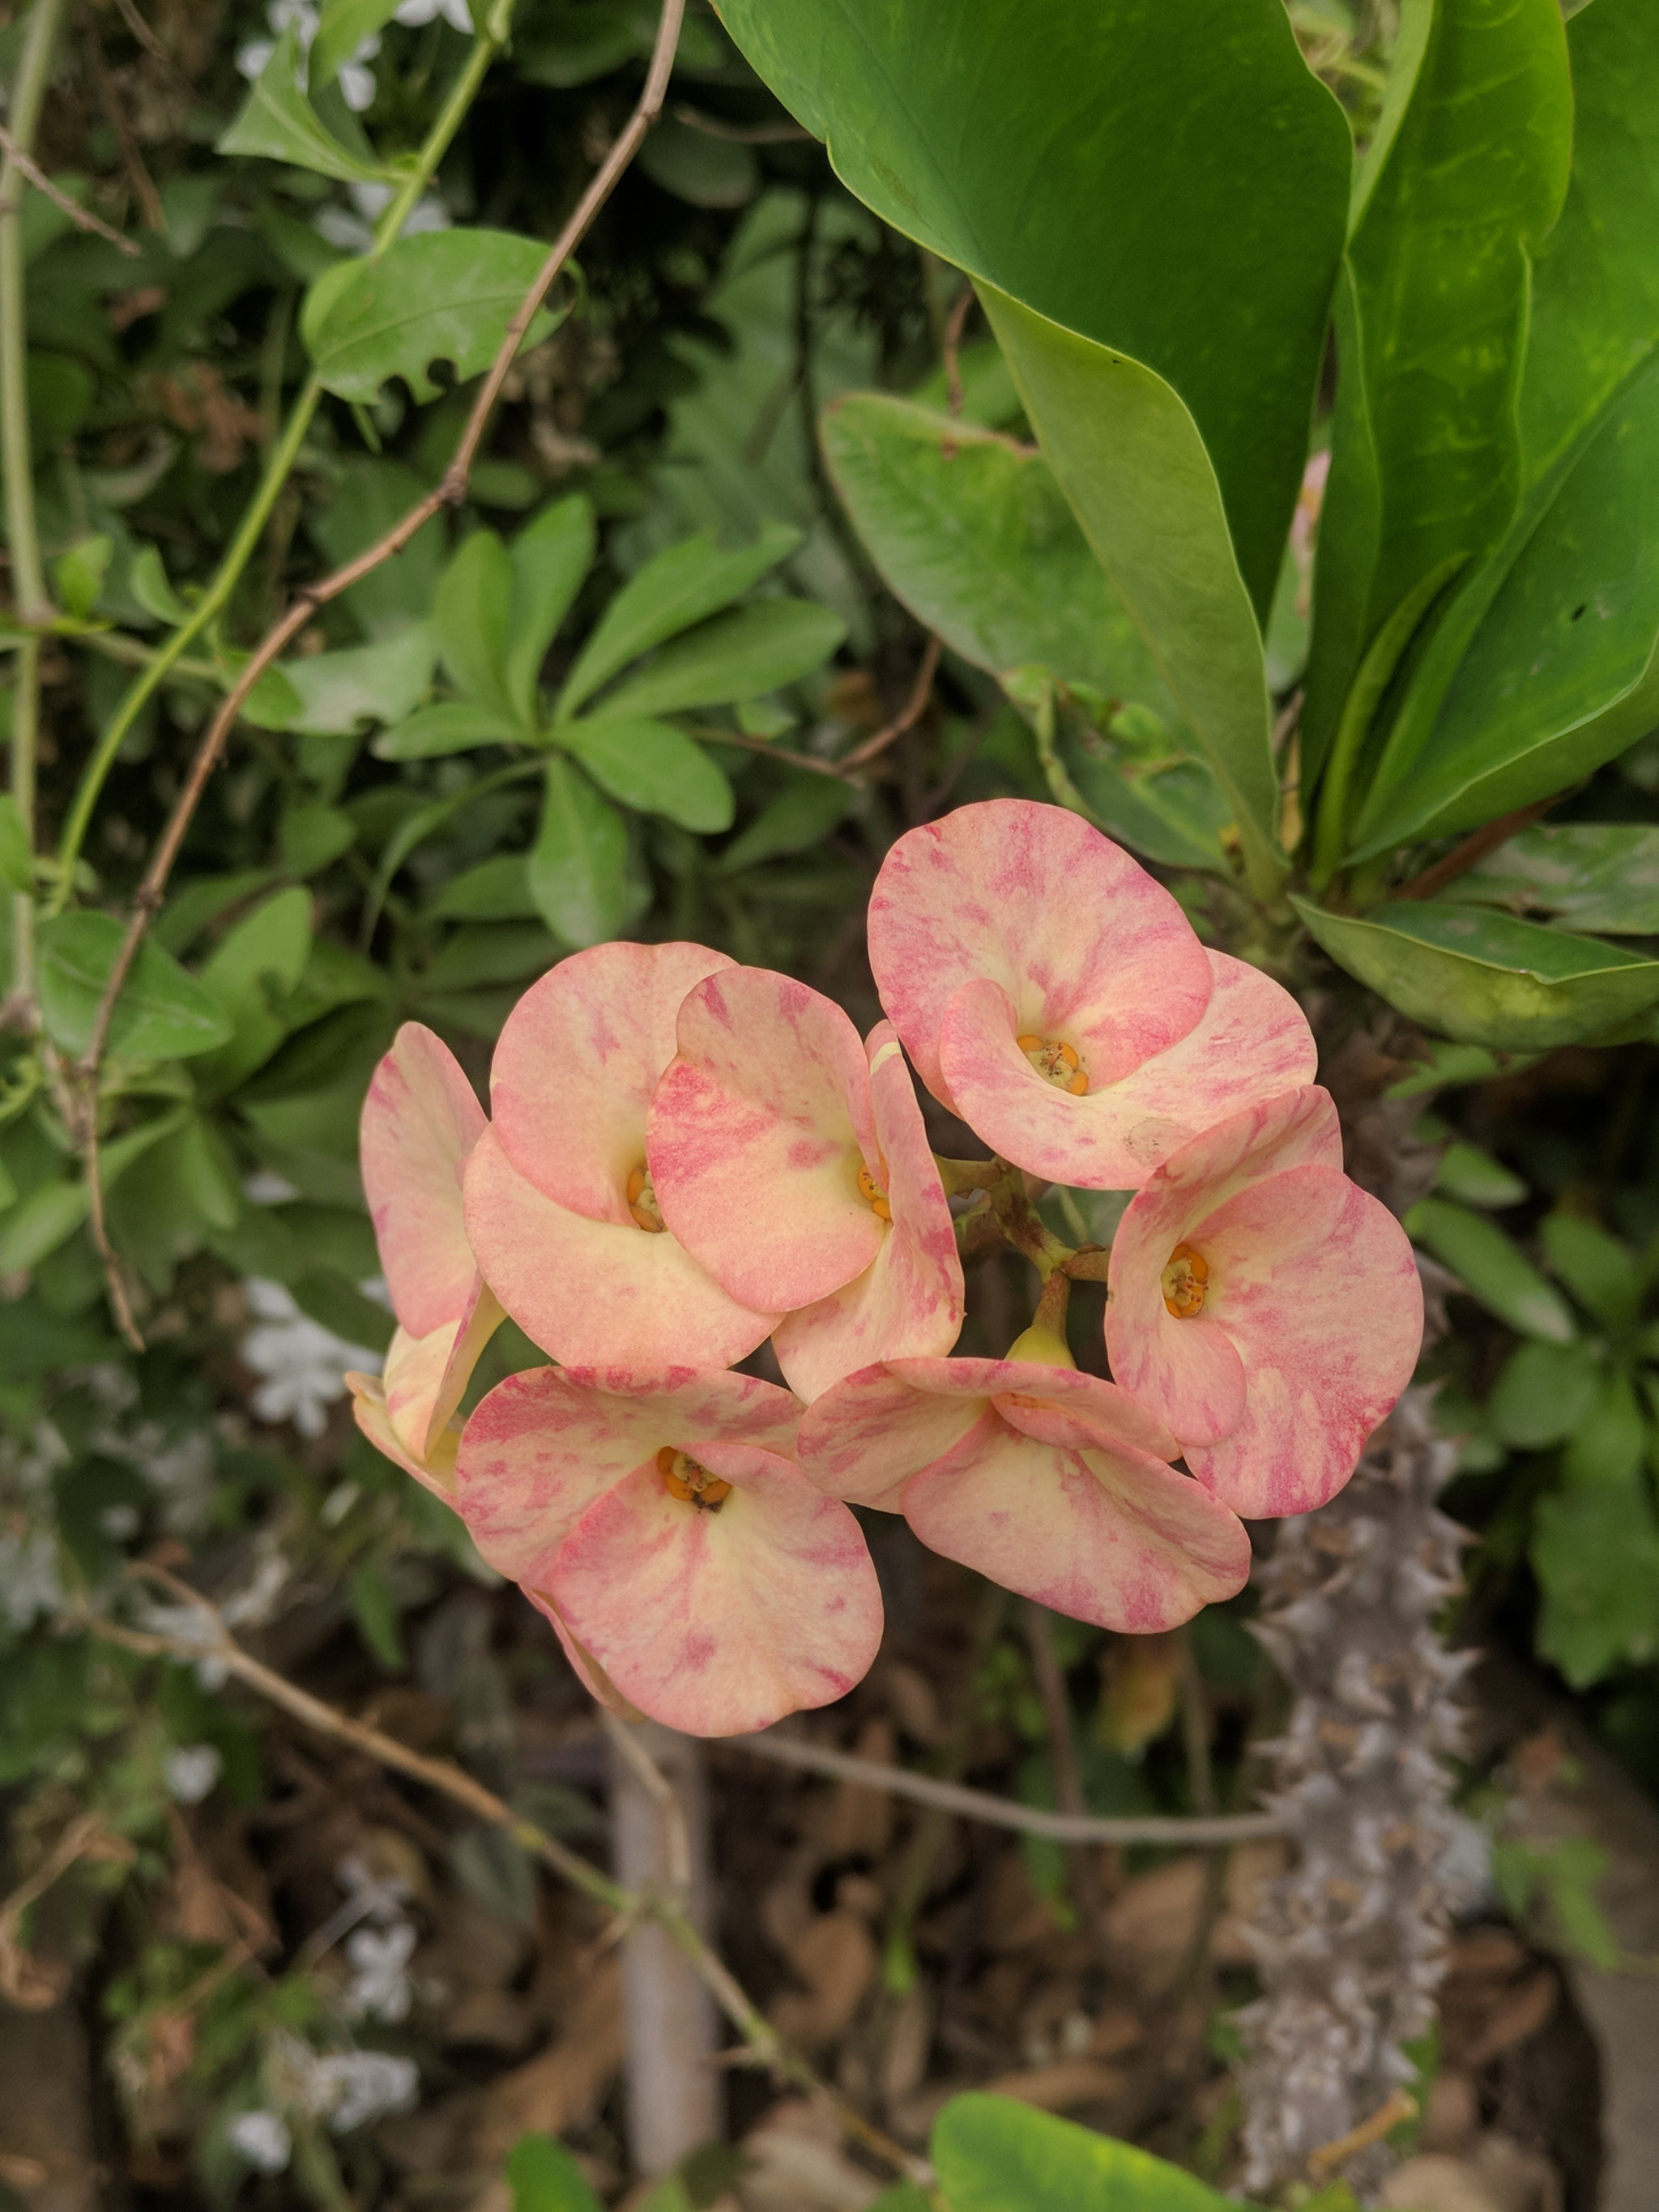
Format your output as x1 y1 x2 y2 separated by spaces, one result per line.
1105 1085 1423 1517
462 942 778 1369
866 799 1316 1187
349 1023 501 1498
455 1366 883 1735
797 1347 1250 1630
647 966 963 1399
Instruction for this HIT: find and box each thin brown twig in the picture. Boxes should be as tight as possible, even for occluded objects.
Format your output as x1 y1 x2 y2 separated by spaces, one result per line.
672 101 810 144
83 15 164 232
71 0 689 1344
109 0 173 68
0 125 139 254
601 1710 692 1896
686 722 859 782
1392 794 1560 904
70 1563 930 2188
842 633 942 769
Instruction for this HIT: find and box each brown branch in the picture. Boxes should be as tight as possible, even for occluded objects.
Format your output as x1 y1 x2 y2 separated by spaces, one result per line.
842 633 942 769
70 1563 930 2188
1392 795 1559 905
0 125 139 254
672 101 810 144
686 722 859 783
109 0 174 68
75 0 687 1120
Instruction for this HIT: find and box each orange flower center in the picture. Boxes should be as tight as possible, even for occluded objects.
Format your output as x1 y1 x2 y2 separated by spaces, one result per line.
626 1162 665 1232
1017 1034 1090 1096
657 1446 731 1511
857 1161 893 1222
1161 1242 1209 1319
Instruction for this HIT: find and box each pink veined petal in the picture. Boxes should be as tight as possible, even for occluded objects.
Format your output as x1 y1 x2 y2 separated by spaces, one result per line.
464 1126 776 1368
796 1362 989 1509
347 1366 458 1503
866 799 1212 1114
900 1417 1252 1631
990 1370 1179 1461
456 1362 804 1584
1181 1164 1423 1517
548 1454 883 1736
522 1586 643 1719
648 967 883 1311
360 1022 487 1337
490 940 733 1221
773 1025 965 1399
940 954 1317 1189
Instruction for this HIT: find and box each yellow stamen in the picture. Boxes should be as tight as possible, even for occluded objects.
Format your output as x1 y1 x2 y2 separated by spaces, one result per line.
1017 1033 1090 1097
657 1445 731 1511
626 1162 665 1232
1161 1242 1209 1319
857 1161 893 1222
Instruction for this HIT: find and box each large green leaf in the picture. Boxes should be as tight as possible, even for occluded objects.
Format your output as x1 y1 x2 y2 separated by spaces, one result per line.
217 27 390 184
37 914 235 1063
932 2094 1229 2212
555 522 800 719
373 701 523 761
244 624 437 735
1405 1196 1576 1344
506 497 595 725
560 716 734 833
715 0 1350 624
435 531 514 717
1302 0 1572 794
1293 894 1659 1051
194 887 315 1094
596 600 844 719
505 2133 604 2212
301 230 561 404
819 393 1174 707
1446 823 1659 935
1352 0 1659 852
527 759 626 948
1533 1481 1659 1687
313 0 407 88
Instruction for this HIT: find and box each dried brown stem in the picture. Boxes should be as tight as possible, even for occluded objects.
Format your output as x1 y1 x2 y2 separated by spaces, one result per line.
673 102 810 144
0 125 139 254
1392 794 1559 904
842 633 942 769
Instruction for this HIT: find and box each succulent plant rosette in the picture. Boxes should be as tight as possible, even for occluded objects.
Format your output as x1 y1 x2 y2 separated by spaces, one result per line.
348 799 1423 1737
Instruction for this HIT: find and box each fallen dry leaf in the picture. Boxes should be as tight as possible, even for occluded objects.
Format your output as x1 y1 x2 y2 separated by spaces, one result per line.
819 1720 898 1859
1465 1968 1558 2068
771 1911 878 2048
471 1953 624 2164
1098 1633 1183 1758
738 2100 887 2212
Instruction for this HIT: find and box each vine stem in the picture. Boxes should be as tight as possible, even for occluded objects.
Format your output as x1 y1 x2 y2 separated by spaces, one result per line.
48 13 510 908
69 1564 931 2190
1 0 73 1008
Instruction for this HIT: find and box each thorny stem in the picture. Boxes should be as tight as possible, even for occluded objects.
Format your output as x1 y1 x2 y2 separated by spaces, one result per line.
70 1566 930 2189
49 11 512 906
2 0 72 1006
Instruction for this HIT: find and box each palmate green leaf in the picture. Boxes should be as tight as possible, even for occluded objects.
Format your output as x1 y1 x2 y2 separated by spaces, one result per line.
598 600 844 720
301 230 562 404
932 2093 1230 2212
819 394 1175 709
507 496 595 725
217 27 390 184
1405 1196 1576 1344
37 913 235 1062
1302 0 1572 793
1445 823 1659 936
1354 0 1659 853
555 522 800 719
1533 1481 1659 1687
434 529 515 717
561 715 734 834
717 0 1350 896
1291 895 1659 1051
527 758 627 948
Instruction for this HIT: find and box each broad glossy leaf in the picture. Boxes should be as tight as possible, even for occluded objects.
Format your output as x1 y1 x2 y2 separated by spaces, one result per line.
527 758 626 948
560 714 734 833
820 393 1175 708
1488 1338 1602 1448
1292 895 1659 1051
597 600 844 719
716 0 1350 624
217 27 389 184
1533 1481 1659 1687
373 701 523 761
555 522 800 719
932 2093 1229 2212
1446 822 1659 936
1302 0 1572 790
1405 1195 1576 1344
435 531 514 717
1009 671 1230 874
1354 0 1659 852
1540 1213 1640 1332
301 230 561 404
37 913 235 1062
507 496 595 724
245 624 437 735
717 774 853 874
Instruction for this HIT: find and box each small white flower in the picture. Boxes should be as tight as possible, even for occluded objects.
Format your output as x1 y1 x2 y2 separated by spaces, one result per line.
337 36 382 112
165 1744 224 1805
241 1278 381 1439
0 1528 64 1634
243 1170 300 1205
311 2049 420 2130
344 1920 418 2022
229 2110 292 2172
394 0 476 30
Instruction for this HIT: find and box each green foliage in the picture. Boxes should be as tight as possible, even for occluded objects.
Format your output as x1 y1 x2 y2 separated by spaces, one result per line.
931 2092 1231 2210
505 2133 605 2212
217 26 390 184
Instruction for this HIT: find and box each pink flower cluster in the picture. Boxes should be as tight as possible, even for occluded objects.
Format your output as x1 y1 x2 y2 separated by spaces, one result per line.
349 801 1422 1736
